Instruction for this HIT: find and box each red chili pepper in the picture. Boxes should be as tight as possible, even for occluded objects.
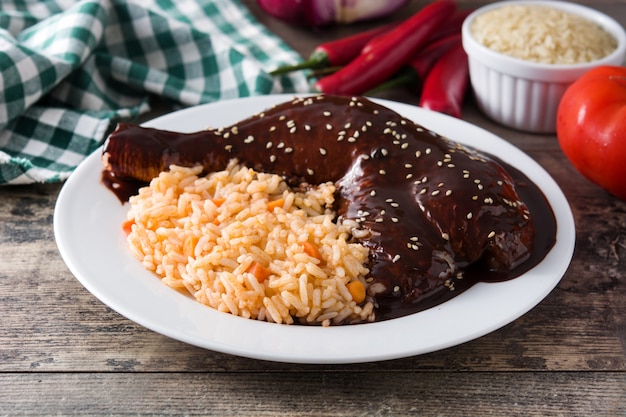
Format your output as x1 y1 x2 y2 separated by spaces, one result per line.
269 24 394 76
408 33 462 81
314 0 457 95
367 33 462 95
427 9 472 42
419 43 469 118
359 7 468 57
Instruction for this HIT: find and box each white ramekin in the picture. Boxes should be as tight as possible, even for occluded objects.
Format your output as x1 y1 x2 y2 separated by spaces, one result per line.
461 0 626 133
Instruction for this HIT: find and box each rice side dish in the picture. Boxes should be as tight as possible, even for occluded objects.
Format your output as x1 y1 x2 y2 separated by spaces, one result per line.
470 4 617 64
125 161 374 326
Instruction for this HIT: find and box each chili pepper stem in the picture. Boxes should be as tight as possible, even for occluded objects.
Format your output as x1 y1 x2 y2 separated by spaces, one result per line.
270 51 329 75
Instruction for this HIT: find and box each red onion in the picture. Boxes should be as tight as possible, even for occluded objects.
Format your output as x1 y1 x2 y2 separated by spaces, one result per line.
256 0 410 27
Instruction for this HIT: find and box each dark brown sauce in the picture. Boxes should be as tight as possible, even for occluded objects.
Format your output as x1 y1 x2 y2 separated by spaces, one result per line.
373 161 556 321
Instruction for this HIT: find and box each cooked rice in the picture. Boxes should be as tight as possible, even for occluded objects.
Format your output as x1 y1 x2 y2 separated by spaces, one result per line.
125 160 374 326
471 4 617 64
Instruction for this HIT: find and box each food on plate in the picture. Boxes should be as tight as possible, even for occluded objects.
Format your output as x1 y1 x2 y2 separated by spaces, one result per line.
557 65 626 201
101 94 557 324
470 4 617 64
124 163 373 326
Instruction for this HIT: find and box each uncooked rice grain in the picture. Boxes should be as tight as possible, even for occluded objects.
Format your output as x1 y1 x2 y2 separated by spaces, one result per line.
125 161 374 326
471 4 617 64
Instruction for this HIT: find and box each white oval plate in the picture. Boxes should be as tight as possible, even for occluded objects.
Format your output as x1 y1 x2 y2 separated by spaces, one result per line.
54 95 575 364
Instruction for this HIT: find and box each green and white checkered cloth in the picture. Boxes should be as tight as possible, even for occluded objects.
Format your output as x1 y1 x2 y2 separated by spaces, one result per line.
0 0 309 184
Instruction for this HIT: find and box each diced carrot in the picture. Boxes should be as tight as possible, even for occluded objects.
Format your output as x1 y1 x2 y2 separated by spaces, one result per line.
247 261 271 283
299 241 322 261
347 281 366 304
267 198 284 211
122 219 135 235
212 197 226 207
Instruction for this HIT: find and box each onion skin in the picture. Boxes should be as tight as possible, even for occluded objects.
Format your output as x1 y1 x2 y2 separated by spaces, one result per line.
256 0 410 27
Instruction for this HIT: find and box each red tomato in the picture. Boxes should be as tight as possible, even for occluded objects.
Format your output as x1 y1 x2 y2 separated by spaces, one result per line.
556 65 626 201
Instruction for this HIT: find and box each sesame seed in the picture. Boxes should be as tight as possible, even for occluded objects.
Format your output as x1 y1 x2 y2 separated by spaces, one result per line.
467 212 473 220
224 144 232 151
379 169 386 175
319 148 327 155
442 232 449 240
392 254 401 263
244 135 254 144
307 168 314 176
326 124 333 130
488 231 496 238
323 111 331 116
269 155 276 162
285 147 293 153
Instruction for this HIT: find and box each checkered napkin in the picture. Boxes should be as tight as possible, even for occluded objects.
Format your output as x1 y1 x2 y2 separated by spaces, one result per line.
0 0 309 185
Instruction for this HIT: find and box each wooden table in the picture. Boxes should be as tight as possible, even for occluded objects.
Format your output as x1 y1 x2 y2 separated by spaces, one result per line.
2 1 625 415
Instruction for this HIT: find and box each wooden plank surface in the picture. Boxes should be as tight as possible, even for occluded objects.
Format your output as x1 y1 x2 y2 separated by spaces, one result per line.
1 0 626 415
1 373 625 416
